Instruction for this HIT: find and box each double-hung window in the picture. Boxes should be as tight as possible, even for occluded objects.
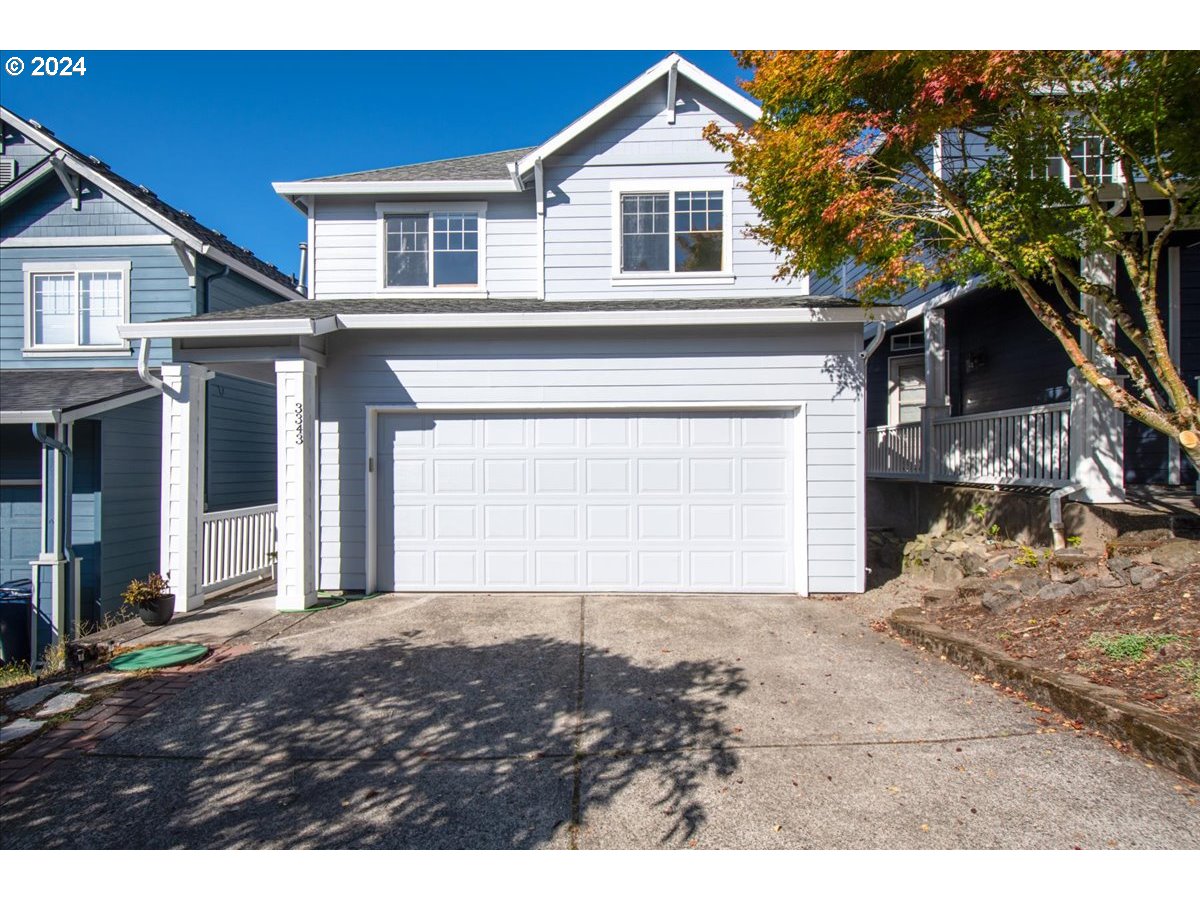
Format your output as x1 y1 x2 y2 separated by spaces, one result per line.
23 261 130 354
613 181 733 280
378 203 486 291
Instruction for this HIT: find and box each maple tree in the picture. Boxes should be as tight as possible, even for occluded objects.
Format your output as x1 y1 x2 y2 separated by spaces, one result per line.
707 51 1200 472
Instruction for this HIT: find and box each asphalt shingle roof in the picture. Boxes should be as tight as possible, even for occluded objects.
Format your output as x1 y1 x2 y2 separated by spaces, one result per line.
159 295 870 324
4 110 298 292
302 147 536 183
0 369 152 416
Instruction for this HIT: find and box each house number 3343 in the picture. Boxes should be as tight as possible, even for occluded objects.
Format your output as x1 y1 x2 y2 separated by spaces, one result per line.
293 402 304 445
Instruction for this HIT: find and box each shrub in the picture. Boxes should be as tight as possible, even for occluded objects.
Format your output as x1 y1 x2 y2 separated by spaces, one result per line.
121 573 170 609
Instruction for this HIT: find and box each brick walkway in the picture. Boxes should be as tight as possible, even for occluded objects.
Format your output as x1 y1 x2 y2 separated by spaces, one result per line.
0 644 250 798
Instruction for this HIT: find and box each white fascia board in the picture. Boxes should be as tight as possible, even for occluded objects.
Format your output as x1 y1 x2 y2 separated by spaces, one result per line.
273 180 522 197
45 153 300 302
515 53 761 178
119 316 339 339
0 410 56 424
336 306 902 331
59 388 161 423
0 157 55 206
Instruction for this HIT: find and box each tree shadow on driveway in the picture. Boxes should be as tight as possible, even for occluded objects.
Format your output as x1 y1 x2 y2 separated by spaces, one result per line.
1 633 746 849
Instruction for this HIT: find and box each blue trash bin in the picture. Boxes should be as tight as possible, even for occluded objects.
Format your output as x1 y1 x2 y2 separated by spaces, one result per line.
0 579 33 665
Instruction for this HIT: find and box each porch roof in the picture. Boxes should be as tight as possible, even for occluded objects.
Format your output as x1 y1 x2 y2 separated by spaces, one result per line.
0 369 158 424
120 295 906 339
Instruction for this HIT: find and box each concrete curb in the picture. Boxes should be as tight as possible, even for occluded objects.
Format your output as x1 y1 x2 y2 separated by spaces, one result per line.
889 607 1200 784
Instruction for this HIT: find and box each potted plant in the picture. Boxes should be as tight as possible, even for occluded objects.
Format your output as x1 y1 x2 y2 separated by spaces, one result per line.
122 573 175 627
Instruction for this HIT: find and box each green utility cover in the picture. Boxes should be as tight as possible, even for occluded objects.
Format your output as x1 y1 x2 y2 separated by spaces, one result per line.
109 643 209 672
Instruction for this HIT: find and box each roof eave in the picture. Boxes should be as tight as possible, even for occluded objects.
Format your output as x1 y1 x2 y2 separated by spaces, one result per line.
273 179 525 197
119 316 341 340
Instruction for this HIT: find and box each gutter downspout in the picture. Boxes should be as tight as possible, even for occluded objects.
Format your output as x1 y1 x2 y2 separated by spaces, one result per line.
200 264 230 315
1048 484 1082 551
861 322 886 360
137 337 167 394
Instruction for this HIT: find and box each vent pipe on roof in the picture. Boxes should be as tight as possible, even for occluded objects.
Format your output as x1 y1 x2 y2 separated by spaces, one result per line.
298 243 308 293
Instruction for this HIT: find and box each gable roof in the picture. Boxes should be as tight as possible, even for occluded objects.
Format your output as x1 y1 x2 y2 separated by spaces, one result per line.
513 53 760 179
304 147 536 184
0 106 300 299
273 54 760 201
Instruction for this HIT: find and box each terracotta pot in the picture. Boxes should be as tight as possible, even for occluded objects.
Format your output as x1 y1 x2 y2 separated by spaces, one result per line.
137 593 175 627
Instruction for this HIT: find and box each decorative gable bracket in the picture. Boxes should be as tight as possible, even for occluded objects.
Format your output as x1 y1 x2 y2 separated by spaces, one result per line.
49 155 81 210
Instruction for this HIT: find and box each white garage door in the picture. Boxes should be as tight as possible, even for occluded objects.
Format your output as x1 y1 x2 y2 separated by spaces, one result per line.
375 410 798 593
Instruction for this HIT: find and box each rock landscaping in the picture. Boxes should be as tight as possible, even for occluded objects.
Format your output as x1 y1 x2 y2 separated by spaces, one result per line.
904 525 1200 736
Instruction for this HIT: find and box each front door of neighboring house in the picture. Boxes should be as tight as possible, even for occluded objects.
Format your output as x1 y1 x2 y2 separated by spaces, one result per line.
888 355 926 425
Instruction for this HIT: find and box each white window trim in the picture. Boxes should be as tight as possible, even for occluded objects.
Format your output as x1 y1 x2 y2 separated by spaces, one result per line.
610 178 735 285
22 260 132 357
887 353 926 427
375 201 488 296
890 332 923 352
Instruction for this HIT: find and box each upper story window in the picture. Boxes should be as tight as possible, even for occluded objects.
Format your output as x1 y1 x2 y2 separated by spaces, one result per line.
23 261 130 355
1046 136 1117 188
377 202 486 292
611 180 734 283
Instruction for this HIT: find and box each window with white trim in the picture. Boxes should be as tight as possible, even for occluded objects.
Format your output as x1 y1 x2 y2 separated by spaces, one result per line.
378 203 486 291
23 262 130 353
612 180 733 279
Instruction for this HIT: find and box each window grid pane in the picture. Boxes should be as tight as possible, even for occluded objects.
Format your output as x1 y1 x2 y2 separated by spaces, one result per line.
621 193 670 272
432 213 479 285
385 214 430 286
80 271 123 345
33 274 77 346
673 190 724 272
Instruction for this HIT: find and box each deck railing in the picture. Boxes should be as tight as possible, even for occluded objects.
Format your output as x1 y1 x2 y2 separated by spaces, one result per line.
201 503 277 595
867 402 1072 487
865 422 924 477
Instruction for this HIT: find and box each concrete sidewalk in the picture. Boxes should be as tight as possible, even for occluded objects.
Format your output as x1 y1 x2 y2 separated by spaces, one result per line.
4 592 1198 848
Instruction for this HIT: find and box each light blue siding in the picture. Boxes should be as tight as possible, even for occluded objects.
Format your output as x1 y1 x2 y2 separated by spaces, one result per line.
69 421 101 627
206 375 277 511
0 243 193 368
96 397 160 617
1 129 50 182
2 177 160 239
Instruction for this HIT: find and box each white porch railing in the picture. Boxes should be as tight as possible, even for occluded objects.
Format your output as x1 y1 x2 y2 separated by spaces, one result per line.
930 403 1071 486
201 503 277 595
867 402 1072 487
866 422 924 477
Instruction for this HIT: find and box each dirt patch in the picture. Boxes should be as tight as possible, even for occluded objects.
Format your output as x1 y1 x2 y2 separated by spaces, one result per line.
931 563 1200 733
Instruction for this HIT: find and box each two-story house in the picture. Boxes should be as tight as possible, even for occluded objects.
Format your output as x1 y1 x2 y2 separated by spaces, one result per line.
0 106 299 661
120 54 900 614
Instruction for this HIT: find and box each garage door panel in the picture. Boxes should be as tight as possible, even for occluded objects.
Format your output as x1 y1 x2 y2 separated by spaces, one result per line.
377 410 798 593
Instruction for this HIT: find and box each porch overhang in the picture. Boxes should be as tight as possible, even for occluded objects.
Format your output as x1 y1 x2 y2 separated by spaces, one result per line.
0 369 160 424
118 296 905 343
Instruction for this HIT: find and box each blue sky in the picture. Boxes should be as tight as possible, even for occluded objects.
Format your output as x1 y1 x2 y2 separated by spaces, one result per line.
1 50 749 279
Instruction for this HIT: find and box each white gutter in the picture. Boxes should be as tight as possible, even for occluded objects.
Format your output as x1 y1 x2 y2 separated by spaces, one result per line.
273 179 522 197
860 323 887 360
336 306 905 331
120 316 340 340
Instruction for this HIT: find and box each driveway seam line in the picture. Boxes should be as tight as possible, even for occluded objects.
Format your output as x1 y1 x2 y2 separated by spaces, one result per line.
80 728 1051 766
568 593 586 850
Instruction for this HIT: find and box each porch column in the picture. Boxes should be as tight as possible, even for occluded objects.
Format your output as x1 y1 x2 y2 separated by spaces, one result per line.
160 363 209 612
920 308 950 481
1073 251 1126 503
31 423 71 655
275 359 317 610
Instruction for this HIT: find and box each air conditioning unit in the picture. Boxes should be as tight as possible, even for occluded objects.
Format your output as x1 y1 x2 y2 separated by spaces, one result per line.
0 158 16 188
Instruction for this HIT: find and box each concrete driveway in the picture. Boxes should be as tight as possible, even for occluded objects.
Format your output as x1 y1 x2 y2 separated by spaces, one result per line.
3 591 1198 848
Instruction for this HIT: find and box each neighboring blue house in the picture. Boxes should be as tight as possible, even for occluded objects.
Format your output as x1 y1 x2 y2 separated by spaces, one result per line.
0 106 299 660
